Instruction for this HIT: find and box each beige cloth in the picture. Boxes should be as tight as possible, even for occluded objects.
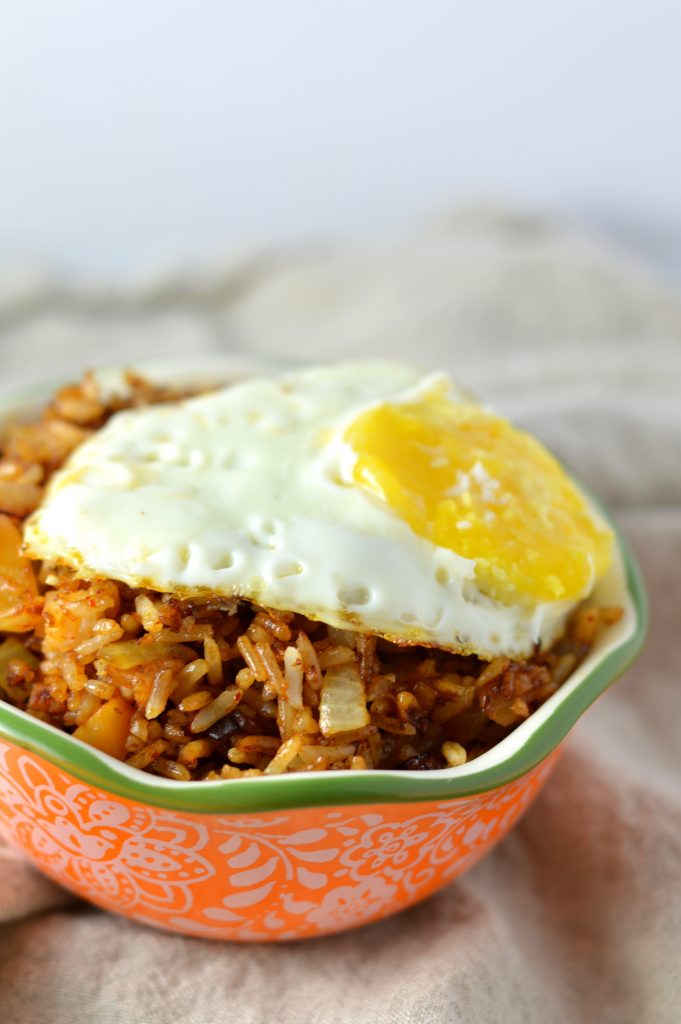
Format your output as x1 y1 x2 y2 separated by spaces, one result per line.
0 207 679 1024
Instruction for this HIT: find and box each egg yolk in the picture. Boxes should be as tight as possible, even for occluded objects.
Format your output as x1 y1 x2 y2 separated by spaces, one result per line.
345 395 612 604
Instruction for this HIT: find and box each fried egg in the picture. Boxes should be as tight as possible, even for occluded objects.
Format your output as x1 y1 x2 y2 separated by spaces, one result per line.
24 362 613 658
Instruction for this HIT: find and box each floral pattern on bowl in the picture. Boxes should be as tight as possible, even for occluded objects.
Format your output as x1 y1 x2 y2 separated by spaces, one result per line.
0 738 557 941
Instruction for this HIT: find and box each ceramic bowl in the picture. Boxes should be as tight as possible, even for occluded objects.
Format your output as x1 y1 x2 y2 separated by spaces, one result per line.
0 356 647 941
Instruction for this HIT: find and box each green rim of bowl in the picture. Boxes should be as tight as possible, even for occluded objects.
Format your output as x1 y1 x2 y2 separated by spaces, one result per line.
0 365 648 814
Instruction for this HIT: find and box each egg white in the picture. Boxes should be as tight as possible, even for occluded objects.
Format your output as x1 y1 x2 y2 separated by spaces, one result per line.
24 362 577 657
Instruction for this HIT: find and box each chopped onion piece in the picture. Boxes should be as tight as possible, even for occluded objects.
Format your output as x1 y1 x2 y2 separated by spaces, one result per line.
97 640 194 669
319 663 369 737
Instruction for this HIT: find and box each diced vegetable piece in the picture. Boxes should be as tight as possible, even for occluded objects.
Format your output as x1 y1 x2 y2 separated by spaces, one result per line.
96 640 195 669
73 694 134 759
0 514 41 632
319 664 370 737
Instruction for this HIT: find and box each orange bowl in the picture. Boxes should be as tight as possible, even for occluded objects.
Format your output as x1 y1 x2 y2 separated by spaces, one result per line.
0 739 562 941
0 358 647 940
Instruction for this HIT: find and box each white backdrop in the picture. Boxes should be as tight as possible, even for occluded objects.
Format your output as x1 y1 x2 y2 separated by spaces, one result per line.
1 0 680 276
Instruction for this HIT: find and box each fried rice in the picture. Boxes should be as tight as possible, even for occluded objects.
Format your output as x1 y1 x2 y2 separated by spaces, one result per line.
0 373 622 780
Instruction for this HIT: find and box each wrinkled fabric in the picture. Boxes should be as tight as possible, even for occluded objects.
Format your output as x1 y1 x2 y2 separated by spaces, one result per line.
0 207 679 1024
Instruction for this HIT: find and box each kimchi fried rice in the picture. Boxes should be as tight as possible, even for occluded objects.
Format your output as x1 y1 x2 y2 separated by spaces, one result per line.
0 373 622 780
